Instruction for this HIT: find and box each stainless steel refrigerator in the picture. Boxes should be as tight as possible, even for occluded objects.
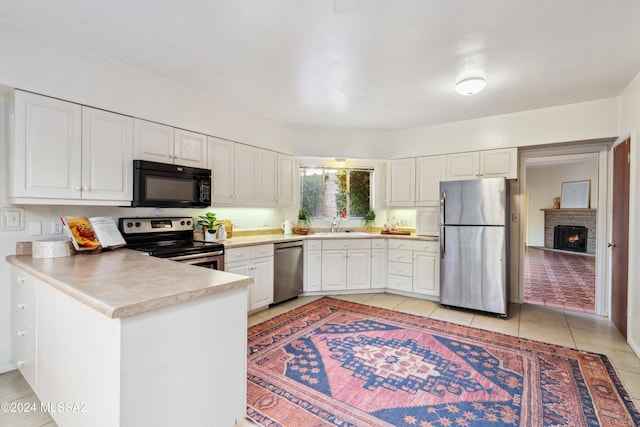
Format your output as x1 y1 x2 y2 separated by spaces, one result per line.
439 177 509 316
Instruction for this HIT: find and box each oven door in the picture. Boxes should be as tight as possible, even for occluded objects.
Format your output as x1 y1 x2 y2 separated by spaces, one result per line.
167 252 224 271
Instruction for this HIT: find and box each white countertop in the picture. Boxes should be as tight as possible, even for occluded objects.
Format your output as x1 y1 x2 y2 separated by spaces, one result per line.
6 249 253 319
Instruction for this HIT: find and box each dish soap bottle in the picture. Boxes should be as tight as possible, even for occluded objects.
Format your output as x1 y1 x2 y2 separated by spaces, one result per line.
217 224 227 241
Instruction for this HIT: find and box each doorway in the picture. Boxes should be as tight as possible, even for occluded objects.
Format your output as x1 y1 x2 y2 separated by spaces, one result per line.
519 141 611 316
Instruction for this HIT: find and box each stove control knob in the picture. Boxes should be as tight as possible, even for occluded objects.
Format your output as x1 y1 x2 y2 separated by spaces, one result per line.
186 220 192 226
180 220 186 226
135 222 141 228
126 222 133 228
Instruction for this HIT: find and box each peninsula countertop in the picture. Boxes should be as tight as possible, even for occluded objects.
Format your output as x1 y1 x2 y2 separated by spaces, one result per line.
6 249 253 319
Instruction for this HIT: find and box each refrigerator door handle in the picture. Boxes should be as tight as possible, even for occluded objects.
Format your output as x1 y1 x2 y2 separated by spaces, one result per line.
440 226 445 258
440 191 446 225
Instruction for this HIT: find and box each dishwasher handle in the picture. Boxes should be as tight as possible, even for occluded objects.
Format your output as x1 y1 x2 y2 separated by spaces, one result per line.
275 241 304 251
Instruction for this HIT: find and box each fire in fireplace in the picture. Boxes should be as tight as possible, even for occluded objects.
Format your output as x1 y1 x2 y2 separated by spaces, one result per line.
554 225 587 252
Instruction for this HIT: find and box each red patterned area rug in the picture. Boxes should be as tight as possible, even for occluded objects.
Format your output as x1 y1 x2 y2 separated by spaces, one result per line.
247 297 639 427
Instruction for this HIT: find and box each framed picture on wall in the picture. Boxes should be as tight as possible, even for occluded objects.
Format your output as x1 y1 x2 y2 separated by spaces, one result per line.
560 180 591 208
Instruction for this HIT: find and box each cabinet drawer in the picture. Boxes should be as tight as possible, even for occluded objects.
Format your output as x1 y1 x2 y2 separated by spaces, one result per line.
225 246 251 262
387 274 413 292
388 261 412 277
306 240 322 250
12 268 37 296
388 249 412 263
322 239 371 250
12 285 36 326
251 244 274 258
413 240 439 253
12 337 36 391
387 239 411 250
371 239 387 249
13 314 36 359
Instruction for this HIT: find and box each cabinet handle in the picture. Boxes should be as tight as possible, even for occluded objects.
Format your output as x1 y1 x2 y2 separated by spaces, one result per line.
17 330 26 337
17 303 25 310
74 186 82 191
82 186 90 191
17 360 26 367
17 277 25 283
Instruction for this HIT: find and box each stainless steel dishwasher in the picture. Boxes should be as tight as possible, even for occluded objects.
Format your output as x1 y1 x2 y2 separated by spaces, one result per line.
272 240 304 304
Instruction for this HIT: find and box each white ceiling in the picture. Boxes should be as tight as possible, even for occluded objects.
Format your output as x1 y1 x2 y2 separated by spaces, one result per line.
1 0 639 131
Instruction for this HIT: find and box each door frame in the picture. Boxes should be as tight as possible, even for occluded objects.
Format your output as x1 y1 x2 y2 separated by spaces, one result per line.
518 140 612 316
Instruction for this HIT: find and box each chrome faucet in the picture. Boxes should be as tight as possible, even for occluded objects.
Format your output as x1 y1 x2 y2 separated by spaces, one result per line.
330 217 340 233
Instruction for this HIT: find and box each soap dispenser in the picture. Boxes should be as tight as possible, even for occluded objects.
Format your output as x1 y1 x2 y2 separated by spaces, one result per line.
217 224 227 241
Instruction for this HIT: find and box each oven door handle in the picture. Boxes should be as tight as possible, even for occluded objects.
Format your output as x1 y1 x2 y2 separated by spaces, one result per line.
167 250 224 261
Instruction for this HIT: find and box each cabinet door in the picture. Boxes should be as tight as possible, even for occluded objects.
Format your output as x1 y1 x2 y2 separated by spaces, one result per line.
82 107 133 201
251 257 274 310
305 250 323 292
209 137 236 204
413 251 438 296
225 261 251 310
480 148 517 179
257 149 277 206
133 119 174 164
347 249 371 290
277 153 295 206
387 158 416 206
13 90 82 199
371 248 387 288
321 250 347 291
415 155 446 206
174 128 208 168
446 152 480 180
416 207 439 236
234 143 259 205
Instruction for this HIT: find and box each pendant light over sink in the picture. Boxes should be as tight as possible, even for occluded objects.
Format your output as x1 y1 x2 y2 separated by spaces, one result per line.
454 77 486 96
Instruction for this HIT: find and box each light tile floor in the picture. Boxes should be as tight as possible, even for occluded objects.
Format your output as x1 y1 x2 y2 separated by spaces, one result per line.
3 294 639 426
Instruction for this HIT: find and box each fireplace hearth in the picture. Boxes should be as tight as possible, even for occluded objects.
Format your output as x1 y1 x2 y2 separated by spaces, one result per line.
554 225 588 253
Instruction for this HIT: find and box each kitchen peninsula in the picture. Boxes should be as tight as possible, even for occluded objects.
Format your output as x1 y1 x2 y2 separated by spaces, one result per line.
7 249 252 427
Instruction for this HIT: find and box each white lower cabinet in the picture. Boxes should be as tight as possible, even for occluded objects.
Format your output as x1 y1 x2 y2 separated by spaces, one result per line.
321 239 371 291
304 240 323 292
9 266 38 391
387 239 440 298
226 244 274 311
370 239 387 288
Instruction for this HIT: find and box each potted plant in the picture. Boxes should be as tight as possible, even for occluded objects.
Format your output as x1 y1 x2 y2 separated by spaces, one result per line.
295 208 312 234
196 212 217 241
362 209 376 230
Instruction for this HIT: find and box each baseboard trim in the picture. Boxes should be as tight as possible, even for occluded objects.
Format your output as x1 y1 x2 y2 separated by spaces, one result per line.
0 361 17 374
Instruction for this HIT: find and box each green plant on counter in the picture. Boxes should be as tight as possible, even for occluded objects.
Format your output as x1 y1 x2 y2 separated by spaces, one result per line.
297 208 312 227
362 209 376 228
196 212 218 234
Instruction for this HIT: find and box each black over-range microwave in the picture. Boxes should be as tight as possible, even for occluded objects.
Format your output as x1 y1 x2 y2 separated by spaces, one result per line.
132 160 212 208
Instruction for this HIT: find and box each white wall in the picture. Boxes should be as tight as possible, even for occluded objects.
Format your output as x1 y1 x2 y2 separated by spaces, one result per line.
618 71 640 356
0 20 294 154
387 98 619 158
526 159 598 247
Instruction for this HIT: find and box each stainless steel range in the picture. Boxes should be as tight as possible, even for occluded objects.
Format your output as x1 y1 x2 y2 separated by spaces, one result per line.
119 217 224 270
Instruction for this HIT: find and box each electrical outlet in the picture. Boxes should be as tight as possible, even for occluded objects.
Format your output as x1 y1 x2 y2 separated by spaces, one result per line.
52 219 64 234
263 218 269 226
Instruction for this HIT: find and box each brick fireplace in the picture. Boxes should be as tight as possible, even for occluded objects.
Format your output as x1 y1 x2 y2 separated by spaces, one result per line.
542 209 596 254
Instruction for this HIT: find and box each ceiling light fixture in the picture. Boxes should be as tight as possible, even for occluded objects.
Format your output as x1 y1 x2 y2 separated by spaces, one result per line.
454 77 486 96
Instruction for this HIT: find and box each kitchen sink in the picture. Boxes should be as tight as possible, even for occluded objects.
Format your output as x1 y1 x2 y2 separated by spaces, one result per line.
311 232 372 237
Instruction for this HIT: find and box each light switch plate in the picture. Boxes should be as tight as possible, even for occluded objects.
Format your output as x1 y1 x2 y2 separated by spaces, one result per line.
1 207 25 230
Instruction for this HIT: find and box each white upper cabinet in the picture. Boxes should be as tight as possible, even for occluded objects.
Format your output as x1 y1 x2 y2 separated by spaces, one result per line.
209 137 286 207
10 91 133 205
11 91 83 200
446 148 517 180
415 155 447 206
174 128 208 168
134 119 207 169
257 148 277 206
446 151 480 181
387 158 416 206
82 107 133 202
480 148 518 179
277 153 295 206
209 136 235 204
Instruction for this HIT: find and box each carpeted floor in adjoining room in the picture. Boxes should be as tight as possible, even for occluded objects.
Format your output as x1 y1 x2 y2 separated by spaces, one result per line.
524 247 595 313
247 297 639 427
